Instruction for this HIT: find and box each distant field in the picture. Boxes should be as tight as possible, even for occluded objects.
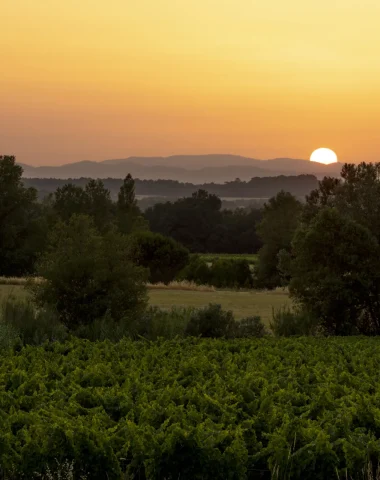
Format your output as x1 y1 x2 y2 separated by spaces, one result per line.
149 288 290 323
197 253 258 263
0 284 290 324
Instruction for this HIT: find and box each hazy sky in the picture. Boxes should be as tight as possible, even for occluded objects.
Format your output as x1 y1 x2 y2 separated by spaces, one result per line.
1 0 380 165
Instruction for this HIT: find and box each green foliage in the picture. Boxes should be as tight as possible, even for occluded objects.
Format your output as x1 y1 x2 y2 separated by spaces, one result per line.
0 296 67 346
130 306 194 340
29 215 148 330
270 306 319 337
185 304 237 338
178 255 212 285
237 316 268 338
255 191 302 289
0 156 47 276
117 174 148 234
285 207 380 335
130 231 190 284
179 256 253 289
211 258 253 288
0 337 380 478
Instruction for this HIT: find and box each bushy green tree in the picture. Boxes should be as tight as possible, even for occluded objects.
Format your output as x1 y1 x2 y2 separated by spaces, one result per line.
304 162 380 241
52 180 114 232
0 155 47 276
30 215 148 330
284 207 380 335
255 191 302 289
130 231 189 284
84 179 115 232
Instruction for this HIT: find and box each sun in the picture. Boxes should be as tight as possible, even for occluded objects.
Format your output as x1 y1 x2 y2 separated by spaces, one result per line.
310 148 338 165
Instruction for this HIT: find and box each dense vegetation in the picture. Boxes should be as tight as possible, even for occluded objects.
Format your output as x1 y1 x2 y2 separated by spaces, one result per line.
145 190 262 253
1 337 380 479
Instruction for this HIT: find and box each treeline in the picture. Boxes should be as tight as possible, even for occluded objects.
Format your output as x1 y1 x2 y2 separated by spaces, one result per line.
0 156 260 290
24 174 318 200
145 191 262 253
7 154 380 337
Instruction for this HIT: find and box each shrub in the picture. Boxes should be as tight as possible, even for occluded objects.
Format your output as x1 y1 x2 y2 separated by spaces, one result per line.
270 306 320 337
0 296 67 346
237 316 268 338
177 256 212 285
185 304 237 338
29 215 148 331
179 257 253 289
130 306 194 340
211 258 253 289
130 231 190 284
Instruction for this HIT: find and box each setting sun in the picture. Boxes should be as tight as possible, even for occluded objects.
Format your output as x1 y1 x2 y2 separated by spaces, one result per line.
310 148 338 165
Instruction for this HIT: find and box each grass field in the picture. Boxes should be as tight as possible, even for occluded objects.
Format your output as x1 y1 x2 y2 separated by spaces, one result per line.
197 253 258 263
0 284 290 324
149 288 290 323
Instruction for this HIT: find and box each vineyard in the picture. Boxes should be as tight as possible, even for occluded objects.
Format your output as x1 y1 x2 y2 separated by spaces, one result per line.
1 337 380 479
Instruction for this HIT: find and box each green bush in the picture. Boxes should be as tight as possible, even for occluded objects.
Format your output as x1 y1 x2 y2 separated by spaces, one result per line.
0 296 66 346
177 255 212 285
211 258 253 288
130 306 194 340
29 215 148 330
237 316 268 338
185 304 237 338
130 231 190 284
270 306 320 336
179 257 253 289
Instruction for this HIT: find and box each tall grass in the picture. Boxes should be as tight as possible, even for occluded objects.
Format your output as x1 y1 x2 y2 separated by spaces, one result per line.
270 306 320 336
0 296 67 347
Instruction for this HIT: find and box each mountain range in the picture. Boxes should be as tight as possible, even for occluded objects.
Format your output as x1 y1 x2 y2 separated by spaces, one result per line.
20 155 343 182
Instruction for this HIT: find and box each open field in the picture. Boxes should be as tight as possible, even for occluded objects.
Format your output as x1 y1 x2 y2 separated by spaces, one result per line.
0 284 290 324
197 253 258 263
149 287 290 323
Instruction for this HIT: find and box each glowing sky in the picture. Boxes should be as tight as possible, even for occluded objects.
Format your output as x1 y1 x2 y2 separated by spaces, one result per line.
1 0 380 165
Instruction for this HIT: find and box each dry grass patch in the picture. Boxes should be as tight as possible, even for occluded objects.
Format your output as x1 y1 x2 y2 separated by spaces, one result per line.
148 281 216 292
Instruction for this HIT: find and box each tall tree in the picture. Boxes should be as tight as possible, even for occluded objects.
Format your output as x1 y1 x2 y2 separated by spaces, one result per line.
52 183 89 222
284 207 380 335
85 179 114 232
0 156 46 276
117 174 147 234
255 191 302 289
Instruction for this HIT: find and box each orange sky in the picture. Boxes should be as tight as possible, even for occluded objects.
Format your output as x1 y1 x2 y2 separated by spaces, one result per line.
1 0 380 166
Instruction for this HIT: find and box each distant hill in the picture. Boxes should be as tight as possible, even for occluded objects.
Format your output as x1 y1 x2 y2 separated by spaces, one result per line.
19 154 343 182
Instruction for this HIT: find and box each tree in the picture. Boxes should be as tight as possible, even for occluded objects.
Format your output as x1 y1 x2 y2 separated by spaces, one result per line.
0 156 46 276
304 162 380 241
130 231 190 284
145 190 225 253
52 184 89 222
84 179 114 232
255 191 302 289
117 174 147 234
52 180 114 232
30 215 148 330
284 207 380 335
